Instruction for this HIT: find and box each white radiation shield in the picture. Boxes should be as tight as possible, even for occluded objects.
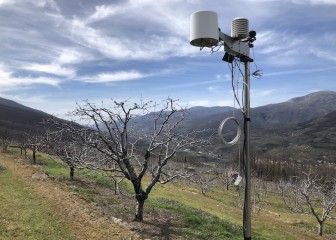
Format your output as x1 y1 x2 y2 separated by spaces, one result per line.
190 11 219 48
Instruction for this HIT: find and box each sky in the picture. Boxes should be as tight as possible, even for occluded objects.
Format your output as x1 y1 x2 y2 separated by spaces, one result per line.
0 0 336 118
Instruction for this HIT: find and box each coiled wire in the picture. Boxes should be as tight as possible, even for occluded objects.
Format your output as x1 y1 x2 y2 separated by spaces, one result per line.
218 117 241 145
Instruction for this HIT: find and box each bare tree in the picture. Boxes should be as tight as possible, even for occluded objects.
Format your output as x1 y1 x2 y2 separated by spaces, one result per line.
218 163 237 191
70 98 208 221
0 129 13 152
17 133 28 158
251 177 268 214
26 129 46 164
44 121 91 181
189 168 218 196
279 173 336 236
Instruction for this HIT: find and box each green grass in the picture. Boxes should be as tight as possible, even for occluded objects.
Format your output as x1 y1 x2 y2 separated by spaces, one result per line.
149 179 336 239
77 169 116 188
150 198 243 239
38 156 70 179
0 162 74 240
7 148 336 239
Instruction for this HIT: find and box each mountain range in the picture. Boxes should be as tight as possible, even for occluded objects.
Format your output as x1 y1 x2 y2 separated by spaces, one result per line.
0 91 335 162
0 97 52 134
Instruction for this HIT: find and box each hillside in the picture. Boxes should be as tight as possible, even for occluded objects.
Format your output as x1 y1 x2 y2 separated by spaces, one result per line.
1 150 335 239
178 91 336 131
0 91 335 162
0 98 80 136
0 102 51 132
132 91 336 162
251 91 336 129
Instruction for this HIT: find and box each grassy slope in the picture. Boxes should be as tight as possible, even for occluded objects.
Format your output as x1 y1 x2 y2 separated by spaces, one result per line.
2 149 335 239
148 178 336 239
0 151 138 240
0 156 74 240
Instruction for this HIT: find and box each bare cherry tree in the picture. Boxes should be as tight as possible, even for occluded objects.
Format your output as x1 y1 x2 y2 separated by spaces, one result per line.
279 173 336 236
26 129 46 164
0 129 13 152
17 133 28 158
190 168 217 196
218 163 237 191
71 98 208 221
44 120 91 181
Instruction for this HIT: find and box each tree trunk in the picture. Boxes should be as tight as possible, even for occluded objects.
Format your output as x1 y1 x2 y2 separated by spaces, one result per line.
114 179 118 195
318 221 323 236
70 166 74 181
32 150 36 164
134 198 145 221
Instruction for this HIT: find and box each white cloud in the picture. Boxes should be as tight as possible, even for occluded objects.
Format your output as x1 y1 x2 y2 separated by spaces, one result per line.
253 89 276 97
247 0 336 4
0 0 335 117
65 16 195 61
21 49 90 78
23 62 76 78
0 0 15 6
81 70 146 83
86 4 125 24
215 74 231 82
57 49 89 65
310 48 336 62
310 0 336 4
264 66 336 77
208 86 218 93
0 63 60 91
188 99 233 107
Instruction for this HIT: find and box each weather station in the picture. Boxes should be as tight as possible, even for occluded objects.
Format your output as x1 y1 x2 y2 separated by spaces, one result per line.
190 10 258 240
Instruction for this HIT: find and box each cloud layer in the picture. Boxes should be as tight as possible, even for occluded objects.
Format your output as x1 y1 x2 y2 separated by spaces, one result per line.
0 0 335 116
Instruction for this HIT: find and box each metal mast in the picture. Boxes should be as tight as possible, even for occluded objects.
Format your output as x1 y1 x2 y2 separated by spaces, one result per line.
243 61 251 240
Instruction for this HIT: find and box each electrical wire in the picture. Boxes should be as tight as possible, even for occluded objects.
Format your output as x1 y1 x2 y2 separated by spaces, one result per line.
224 54 250 235
221 39 258 239
230 59 247 115
210 41 224 54
251 47 263 79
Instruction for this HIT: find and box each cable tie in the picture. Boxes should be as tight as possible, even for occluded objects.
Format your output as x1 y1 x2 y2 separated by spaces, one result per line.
244 117 251 122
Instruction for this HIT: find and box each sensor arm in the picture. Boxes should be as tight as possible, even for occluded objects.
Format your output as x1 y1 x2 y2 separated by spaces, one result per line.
219 31 252 62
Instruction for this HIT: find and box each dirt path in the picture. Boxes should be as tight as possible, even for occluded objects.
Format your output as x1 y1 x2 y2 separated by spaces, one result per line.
0 154 139 240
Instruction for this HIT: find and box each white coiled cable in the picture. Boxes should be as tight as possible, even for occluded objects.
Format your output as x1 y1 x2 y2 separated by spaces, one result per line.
218 117 241 145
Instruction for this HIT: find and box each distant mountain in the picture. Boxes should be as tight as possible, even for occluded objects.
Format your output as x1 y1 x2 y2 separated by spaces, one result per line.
181 106 234 130
0 98 78 136
0 91 335 162
0 97 44 113
290 110 336 153
178 91 336 132
131 106 235 132
131 91 336 162
251 91 336 129
131 91 336 133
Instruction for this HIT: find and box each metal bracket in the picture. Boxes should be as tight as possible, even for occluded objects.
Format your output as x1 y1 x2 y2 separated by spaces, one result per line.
219 31 252 62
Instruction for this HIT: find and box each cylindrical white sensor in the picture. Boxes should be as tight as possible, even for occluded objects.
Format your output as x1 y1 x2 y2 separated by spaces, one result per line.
231 18 249 39
190 11 219 48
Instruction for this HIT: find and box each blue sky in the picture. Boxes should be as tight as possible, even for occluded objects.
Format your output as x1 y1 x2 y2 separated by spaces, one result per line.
0 0 336 118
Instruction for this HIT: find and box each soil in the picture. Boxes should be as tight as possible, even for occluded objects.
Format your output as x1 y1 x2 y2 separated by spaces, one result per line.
0 153 185 240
